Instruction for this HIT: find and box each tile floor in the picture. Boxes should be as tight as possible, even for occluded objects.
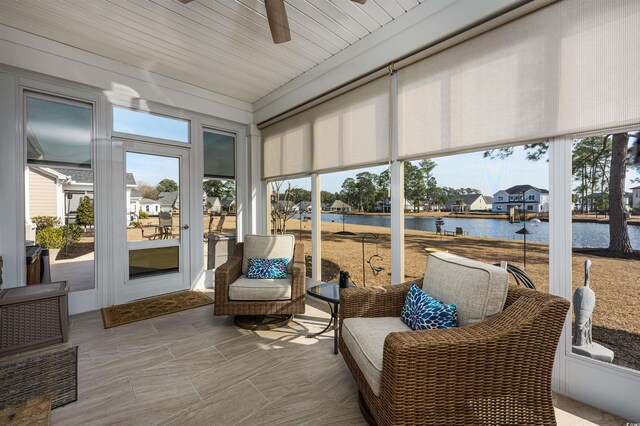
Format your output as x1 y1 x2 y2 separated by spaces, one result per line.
2 292 629 425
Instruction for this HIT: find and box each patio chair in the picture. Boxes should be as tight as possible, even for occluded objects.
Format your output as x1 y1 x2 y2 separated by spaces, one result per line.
339 252 569 426
134 222 162 240
158 211 173 239
208 212 227 235
455 226 465 236
214 234 305 318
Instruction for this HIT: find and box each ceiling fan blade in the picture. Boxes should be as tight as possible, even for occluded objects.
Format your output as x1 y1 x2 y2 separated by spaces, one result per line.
178 0 193 3
351 0 367 4
265 0 291 44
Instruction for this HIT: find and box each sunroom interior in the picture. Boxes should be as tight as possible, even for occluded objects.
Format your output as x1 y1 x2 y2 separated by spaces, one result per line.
0 0 639 424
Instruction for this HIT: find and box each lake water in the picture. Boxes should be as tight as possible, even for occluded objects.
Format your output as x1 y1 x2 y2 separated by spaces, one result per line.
320 213 640 250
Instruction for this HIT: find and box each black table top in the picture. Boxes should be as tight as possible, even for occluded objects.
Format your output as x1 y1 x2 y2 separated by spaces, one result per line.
307 283 354 304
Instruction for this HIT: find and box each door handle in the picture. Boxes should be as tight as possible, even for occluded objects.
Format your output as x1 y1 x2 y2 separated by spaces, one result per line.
182 224 189 230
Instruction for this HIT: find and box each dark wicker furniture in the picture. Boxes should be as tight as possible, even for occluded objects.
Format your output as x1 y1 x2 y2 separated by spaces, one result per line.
214 242 306 316
339 282 569 426
0 282 69 357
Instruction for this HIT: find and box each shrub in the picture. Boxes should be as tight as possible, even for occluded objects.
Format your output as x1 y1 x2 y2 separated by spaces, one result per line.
36 227 65 249
633 207 640 215
32 216 60 231
61 224 83 246
138 209 149 219
76 196 94 227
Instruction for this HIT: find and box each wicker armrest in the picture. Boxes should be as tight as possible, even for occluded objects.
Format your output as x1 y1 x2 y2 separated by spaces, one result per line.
378 291 569 419
290 242 306 302
214 243 243 306
340 280 418 327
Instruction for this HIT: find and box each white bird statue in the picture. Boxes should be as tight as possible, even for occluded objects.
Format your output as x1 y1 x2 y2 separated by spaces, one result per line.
573 259 595 346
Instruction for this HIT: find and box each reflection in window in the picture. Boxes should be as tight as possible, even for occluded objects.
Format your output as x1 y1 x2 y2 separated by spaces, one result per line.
129 246 179 279
113 107 189 143
26 95 92 168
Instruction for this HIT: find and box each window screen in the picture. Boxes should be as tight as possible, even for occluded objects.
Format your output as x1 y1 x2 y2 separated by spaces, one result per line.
26 95 93 168
203 130 235 179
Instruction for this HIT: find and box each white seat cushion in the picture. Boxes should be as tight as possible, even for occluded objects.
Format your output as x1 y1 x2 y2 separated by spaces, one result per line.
422 252 509 326
342 317 411 396
228 275 291 301
242 234 295 275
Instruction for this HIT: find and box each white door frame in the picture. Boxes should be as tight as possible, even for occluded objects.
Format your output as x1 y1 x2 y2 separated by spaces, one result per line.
111 139 191 304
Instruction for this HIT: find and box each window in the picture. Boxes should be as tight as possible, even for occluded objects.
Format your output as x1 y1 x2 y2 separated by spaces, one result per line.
202 130 237 271
25 93 96 292
268 177 311 278
571 133 640 372
404 144 550 290
320 166 390 286
203 131 235 179
26 94 92 168
113 107 189 143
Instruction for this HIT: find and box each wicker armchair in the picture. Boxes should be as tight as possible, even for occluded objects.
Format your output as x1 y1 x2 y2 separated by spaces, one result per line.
214 236 305 317
339 266 569 425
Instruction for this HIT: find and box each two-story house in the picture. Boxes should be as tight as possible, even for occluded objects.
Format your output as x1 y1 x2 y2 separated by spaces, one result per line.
632 186 640 209
492 185 550 213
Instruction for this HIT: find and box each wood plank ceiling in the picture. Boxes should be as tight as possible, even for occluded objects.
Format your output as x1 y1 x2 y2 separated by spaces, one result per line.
0 0 426 103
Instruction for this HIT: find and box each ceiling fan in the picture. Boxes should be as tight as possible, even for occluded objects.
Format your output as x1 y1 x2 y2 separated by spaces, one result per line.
178 0 367 44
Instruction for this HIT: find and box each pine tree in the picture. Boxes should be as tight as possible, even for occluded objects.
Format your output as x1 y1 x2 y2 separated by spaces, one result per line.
76 196 94 228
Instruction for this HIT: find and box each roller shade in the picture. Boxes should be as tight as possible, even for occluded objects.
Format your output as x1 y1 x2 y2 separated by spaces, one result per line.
261 77 390 179
398 0 640 160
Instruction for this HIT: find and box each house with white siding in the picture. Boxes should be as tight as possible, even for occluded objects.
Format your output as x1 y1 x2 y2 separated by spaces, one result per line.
631 186 640 210
446 194 490 212
492 185 549 213
26 166 137 224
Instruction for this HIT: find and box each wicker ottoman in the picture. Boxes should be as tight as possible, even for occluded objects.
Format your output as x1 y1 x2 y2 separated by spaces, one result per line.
0 282 69 357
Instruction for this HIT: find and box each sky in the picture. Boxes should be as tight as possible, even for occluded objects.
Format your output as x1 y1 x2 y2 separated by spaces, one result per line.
126 152 179 187
284 145 640 195
113 109 640 195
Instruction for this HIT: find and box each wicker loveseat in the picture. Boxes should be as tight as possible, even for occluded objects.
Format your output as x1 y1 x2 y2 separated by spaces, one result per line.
214 234 305 317
339 252 569 426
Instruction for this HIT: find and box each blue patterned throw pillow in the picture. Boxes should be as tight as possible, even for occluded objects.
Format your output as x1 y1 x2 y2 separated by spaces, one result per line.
401 283 457 330
246 258 289 279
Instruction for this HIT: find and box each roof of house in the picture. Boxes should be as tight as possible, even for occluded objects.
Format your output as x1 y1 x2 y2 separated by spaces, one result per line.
484 196 494 204
157 192 178 208
297 201 312 209
206 196 221 205
631 186 640 190
503 184 549 195
447 194 483 206
331 200 351 209
140 198 158 204
130 190 142 198
221 197 236 206
49 167 136 186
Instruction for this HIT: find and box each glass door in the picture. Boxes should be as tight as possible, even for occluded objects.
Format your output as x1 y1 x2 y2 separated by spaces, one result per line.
113 139 190 304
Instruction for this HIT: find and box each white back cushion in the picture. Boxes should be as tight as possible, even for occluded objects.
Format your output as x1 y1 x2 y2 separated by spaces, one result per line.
242 234 295 274
422 252 509 326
